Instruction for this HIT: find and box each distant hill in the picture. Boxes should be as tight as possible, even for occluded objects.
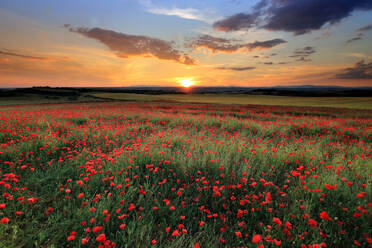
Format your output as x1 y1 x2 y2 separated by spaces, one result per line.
1 85 372 97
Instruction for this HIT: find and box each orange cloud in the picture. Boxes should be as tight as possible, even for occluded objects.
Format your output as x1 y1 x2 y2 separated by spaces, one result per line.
0 50 48 61
188 35 286 54
66 25 196 65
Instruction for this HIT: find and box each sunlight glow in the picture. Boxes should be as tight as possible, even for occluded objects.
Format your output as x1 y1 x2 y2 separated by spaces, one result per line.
178 78 196 87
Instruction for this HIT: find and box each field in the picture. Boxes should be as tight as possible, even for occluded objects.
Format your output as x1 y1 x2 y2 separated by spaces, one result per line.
92 93 372 110
0 101 371 247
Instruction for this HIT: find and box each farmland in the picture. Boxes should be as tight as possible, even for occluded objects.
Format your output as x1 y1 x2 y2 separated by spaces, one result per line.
0 101 371 247
92 93 372 110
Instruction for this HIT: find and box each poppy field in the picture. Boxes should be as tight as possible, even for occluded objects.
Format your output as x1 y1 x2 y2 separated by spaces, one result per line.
0 102 371 248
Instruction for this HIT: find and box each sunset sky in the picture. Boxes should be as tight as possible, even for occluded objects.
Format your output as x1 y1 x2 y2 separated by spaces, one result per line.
0 0 372 87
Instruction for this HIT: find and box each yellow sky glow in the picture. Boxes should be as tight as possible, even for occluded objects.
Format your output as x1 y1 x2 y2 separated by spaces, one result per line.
178 78 196 87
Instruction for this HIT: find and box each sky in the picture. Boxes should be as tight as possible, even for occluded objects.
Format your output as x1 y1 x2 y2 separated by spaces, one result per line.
0 0 372 87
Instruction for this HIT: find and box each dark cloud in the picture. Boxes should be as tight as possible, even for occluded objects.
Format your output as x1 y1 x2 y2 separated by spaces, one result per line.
356 24 372 33
215 66 255 71
346 36 362 43
188 35 286 53
335 60 372 79
213 13 259 32
213 0 372 35
0 50 48 61
289 46 316 62
187 35 240 53
347 24 372 43
246 39 287 50
66 25 195 65
263 62 274 65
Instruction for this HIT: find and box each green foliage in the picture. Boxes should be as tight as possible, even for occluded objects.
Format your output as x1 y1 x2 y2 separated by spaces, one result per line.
0 102 371 247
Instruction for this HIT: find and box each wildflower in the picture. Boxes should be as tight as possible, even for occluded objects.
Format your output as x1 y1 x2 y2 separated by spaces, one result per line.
0 217 9 223
324 184 337 190
320 211 332 221
67 235 75 241
81 237 89 244
308 219 317 228
273 217 282 226
96 234 106 243
252 234 262 243
171 229 180 236
93 226 103 233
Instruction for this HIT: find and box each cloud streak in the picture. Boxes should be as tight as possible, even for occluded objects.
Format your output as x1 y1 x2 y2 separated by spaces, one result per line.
66 25 195 65
213 0 372 35
147 7 206 22
215 66 255 71
188 35 286 53
347 24 372 43
335 60 372 79
213 13 259 32
289 46 316 62
139 0 213 23
0 50 48 61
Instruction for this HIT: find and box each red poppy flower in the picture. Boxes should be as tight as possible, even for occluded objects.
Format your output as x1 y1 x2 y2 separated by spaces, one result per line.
93 226 103 233
171 230 180 237
252 234 262 243
308 219 317 228
0 217 9 224
320 211 332 221
96 234 106 243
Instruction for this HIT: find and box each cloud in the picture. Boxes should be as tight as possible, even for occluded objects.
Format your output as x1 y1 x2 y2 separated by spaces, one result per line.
213 13 259 31
66 25 195 65
213 0 372 35
356 24 372 33
289 46 316 62
347 23 372 43
346 53 370 58
335 60 372 79
0 50 48 61
187 35 241 53
314 31 332 40
346 36 362 43
139 0 213 23
247 39 287 50
188 35 286 53
215 66 255 71
147 7 205 21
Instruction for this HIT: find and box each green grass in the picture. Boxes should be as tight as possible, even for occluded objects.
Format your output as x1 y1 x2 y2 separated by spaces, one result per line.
0 102 371 247
2 91 371 110
0 93 104 106
92 93 372 110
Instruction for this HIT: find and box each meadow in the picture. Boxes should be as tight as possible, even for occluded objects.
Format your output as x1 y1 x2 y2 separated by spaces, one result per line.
92 93 372 110
0 101 371 247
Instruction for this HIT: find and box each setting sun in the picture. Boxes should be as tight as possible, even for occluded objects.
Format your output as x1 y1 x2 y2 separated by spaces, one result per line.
178 78 196 88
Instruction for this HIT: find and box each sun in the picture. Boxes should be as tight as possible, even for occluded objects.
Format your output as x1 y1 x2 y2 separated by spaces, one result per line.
178 78 195 88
